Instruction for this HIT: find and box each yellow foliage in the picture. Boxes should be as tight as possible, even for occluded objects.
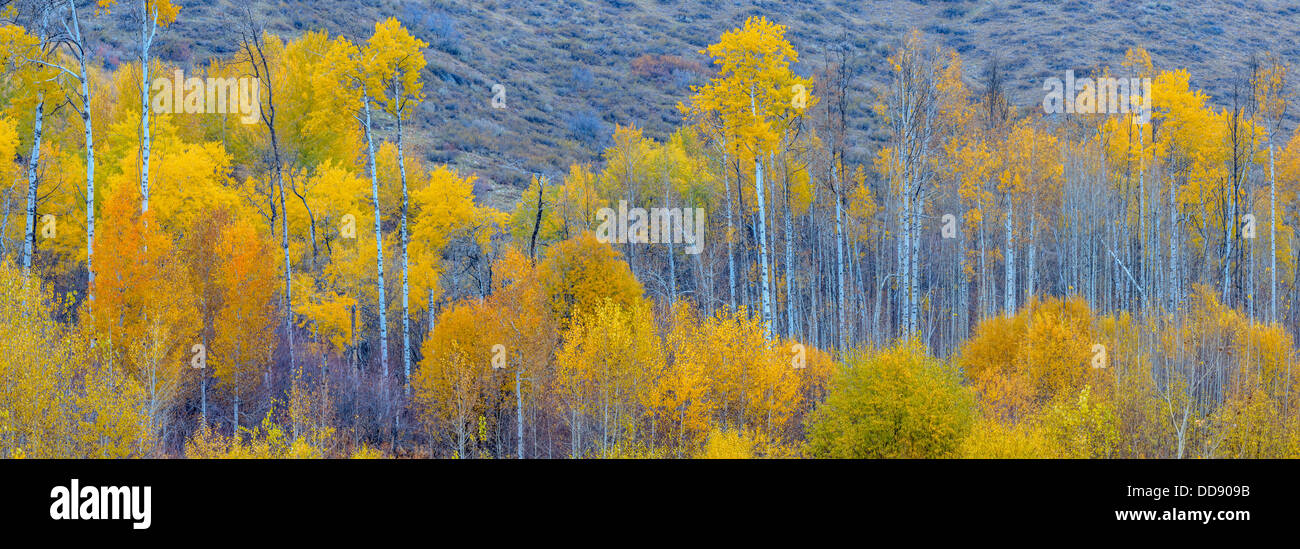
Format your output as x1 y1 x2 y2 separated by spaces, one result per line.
1038 386 1121 459
698 427 753 459
412 300 501 456
960 296 1106 416
806 340 974 458
555 298 662 457
92 183 199 438
0 261 152 457
184 412 327 459
349 444 386 459
538 233 644 323
960 418 1057 459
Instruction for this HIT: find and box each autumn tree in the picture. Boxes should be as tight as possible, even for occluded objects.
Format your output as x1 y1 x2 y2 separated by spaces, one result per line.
367 18 427 395
92 183 198 445
0 260 152 457
0 20 52 276
118 0 180 212
555 298 661 457
412 299 499 457
684 16 813 339
22 0 102 312
806 341 974 458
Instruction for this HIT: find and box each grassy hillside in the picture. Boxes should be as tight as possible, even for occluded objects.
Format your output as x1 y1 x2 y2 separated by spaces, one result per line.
84 0 1300 209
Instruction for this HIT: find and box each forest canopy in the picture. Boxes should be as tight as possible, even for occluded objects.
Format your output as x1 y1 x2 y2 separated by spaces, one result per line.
1 4 1299 459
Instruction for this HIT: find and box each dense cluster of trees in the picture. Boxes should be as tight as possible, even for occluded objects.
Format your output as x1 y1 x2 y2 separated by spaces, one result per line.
1 4 1298 458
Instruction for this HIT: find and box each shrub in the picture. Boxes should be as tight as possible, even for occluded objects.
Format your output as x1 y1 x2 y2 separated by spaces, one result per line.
565 110 607 147
629 53 707 84
805 341 975 458
698 428 753 459
403 3 463 53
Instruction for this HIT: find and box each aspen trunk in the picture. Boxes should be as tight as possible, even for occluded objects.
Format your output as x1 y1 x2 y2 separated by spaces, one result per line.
832 164 846 352
397 102 411 396
1 190 10 259
139 0 156 213
275 134 294 381
1222 171 1238 305
664 170 676 305
978 213 987 318
909 186 920 338
898 177 910 337
1027 206 1036 302
1269 143 1278 323
750 88 773 339
1170 173 1179 311
1004 200 1015 315
516 369 523 459
783 159 794 338
362 90 389 381
80 56 96 316
723 140 736 311
22 98 42 276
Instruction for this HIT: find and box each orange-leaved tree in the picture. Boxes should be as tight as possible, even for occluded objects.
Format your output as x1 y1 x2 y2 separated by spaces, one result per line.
92 182 197 446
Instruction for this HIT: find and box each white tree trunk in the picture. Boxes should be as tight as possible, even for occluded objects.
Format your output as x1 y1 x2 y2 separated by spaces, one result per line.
139 1 156 213
79 54 96 316
22 98 43 276
664 170 677 305
1270 143 1278 323
1 191 10 259
898 178 910 337
909 188 920 338
979 214 987 318
1027 206 1036 301
397 107 412 396
723 144 736 311
832 164 846 352
233 386 240 431
750 89 772 339
782 158 794 338
1222 170 1239 304
1170 174 1179 311
1004 200 1015 315
515 369 524 459
275 148 294 382
1137 129 1146 308
362 91 389 380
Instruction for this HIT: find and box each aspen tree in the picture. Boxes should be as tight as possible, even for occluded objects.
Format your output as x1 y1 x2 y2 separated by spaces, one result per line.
684 17 812 340
368 18 427 395
115 0 180 213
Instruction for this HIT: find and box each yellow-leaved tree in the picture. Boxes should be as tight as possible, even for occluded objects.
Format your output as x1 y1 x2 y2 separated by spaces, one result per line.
806 341 974 458
0 114 17 261
683 16 815 338
0 260 151 457
555 297 662 457
413 299 501 458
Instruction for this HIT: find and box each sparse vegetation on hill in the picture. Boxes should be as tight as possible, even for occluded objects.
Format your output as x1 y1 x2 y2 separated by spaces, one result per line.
74 0 1300 206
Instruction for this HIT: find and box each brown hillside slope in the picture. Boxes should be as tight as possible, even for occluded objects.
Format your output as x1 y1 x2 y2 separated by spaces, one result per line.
80 0 1300 209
